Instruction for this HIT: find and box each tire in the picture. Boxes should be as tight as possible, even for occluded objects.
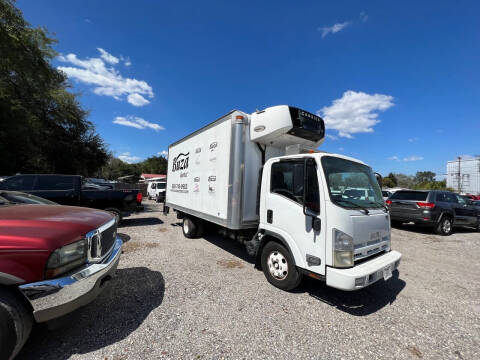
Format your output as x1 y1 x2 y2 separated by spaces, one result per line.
435 215 453 236
104 208 122 225
391 220 403 228
260 241 303 291
0 289 33 360
182 217 198 238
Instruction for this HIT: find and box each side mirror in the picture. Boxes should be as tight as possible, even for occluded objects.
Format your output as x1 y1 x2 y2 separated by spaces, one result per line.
375 172 383 188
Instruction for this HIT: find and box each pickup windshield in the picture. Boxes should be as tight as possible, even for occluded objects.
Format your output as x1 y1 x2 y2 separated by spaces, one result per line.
321 156 384 209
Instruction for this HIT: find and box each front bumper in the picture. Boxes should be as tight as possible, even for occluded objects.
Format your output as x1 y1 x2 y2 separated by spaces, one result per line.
326 250 401 291
19 238 123 322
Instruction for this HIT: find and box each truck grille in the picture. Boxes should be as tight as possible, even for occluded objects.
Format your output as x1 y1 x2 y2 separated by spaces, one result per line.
87 218 117 262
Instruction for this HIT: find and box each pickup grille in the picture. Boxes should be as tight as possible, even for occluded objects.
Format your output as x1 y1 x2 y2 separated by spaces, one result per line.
87 218 117 262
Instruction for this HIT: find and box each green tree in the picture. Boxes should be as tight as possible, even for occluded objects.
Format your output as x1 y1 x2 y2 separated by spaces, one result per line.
0 0 108 175
415 171 436 184
382 177 396 188
385 172 398 187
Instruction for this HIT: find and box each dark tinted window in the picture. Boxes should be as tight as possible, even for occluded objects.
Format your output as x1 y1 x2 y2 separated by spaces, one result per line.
456 195 467 205
151 183 156 189
0 192 56 204
445 192 458 203
305 160 320 213
389 191 429 201
158 183 166 189
435 192 447 202
0 176 35 191
35 176 75 190
271 161 304 205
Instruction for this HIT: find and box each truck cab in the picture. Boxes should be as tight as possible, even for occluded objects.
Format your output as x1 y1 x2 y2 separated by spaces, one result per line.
258 152 401 290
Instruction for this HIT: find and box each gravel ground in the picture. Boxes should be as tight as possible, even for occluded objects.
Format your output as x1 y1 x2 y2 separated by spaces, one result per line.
18 201 480 360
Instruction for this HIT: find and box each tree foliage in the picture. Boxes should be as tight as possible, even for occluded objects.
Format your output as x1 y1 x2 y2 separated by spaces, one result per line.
0 0 109 175
99 155 168 180
383 171 452 191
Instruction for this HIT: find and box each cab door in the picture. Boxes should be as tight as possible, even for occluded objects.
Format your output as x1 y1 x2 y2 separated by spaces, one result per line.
262 158 326 275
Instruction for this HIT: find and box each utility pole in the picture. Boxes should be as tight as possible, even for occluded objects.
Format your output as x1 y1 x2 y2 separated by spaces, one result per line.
457 156 461 193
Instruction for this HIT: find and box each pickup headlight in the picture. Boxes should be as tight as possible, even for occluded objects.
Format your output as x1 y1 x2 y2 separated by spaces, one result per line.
45 239 87 279
333 229 354 268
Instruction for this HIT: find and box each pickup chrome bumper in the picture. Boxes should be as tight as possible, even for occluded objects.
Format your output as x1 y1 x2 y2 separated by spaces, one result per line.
326 250 401 291
19 238 122 322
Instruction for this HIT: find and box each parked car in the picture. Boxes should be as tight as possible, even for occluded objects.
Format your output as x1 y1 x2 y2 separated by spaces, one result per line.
386 190 480 235
473 200 480 209
0 201 122 359
0 174 143 223
382 190 393 201
147 181 166 202
0 190 56 205
343 187 376 201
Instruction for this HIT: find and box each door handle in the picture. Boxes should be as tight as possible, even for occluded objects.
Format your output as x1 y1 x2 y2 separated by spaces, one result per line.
267 209 273 224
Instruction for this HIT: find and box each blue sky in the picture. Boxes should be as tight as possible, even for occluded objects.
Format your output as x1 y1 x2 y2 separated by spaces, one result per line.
17 0 479 177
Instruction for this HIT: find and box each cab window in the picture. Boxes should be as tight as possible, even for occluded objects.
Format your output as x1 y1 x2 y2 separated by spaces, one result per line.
0 175 35 190
270 161 304 205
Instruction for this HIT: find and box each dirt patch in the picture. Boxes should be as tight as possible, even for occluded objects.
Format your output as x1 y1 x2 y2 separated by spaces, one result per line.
217 259 244 269
159 228 168 233
123 241 160 253
407 345 423 358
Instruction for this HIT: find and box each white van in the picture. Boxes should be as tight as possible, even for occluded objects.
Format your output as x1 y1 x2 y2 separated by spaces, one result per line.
147 181 166 202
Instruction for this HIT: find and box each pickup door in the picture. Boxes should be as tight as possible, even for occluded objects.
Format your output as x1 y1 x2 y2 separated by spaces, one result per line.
29 175 81 205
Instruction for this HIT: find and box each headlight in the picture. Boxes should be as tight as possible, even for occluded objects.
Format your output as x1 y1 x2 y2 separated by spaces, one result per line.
45 239 87 279
333 229 354 268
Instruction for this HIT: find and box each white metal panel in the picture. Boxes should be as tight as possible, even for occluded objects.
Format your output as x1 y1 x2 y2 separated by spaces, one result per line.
167 117 233 220
446 158 480 194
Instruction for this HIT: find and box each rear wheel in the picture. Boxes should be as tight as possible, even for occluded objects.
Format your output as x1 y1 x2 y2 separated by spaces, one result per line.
391 220 403 228
182 217 198 238
261 241 302 291
435 216 453 235
0 289 33 360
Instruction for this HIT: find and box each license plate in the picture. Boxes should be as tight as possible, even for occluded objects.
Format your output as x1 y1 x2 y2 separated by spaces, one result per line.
383 265 392 280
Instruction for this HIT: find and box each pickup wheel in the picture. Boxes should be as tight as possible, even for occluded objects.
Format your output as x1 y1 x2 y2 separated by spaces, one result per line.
104 208 122 225
261 241 302 291
435 215 453 236
182 217 198 238
0 289 33 360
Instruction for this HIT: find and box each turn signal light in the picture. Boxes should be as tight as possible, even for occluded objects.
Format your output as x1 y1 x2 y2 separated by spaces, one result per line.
416 202 435 209
385 200 392 206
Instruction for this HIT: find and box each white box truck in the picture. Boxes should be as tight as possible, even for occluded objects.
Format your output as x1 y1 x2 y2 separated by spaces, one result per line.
165 105 401 291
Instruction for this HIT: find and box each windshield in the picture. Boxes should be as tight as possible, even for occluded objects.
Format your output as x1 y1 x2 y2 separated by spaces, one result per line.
321 156 383 209
157 183 166 189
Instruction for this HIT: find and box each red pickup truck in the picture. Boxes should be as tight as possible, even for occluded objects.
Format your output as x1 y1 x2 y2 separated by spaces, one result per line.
0 201 122 359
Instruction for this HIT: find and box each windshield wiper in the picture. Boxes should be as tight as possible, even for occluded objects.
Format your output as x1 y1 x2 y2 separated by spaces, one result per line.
365 200 389 212
335 199 369 214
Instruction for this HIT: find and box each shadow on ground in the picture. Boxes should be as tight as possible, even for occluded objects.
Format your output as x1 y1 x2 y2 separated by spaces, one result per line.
298 270 405 316
120 217 163 227
117 232 131 243
18 267 165 360
393 222 477 235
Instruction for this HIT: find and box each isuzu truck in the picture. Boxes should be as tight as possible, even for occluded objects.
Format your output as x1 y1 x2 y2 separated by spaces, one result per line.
164 105 401 291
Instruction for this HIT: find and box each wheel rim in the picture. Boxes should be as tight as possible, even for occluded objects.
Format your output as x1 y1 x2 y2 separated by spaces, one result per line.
442 219 451 233
267 251 288 280
184 220 189 234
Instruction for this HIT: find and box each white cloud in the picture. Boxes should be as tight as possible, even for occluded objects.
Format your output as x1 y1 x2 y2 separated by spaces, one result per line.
325 134 338 140
57 49 153 106
120 56 132 66
338 147 344 151
318 90 394 138
408 137 419 142
319 21 351 38
97 48 119 64
113 116 164 131
118 152 142 164
158 150 168 158
127 93 150 106
403 156 424 162
388 155 424 162
360 11 368 22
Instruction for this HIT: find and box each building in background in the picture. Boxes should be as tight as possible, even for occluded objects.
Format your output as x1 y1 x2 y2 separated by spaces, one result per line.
447 156 480 195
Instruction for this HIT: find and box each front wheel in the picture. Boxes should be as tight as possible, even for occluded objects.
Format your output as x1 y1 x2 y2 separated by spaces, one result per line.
0 290 33 360
435 216 453 236
261 241 302 291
